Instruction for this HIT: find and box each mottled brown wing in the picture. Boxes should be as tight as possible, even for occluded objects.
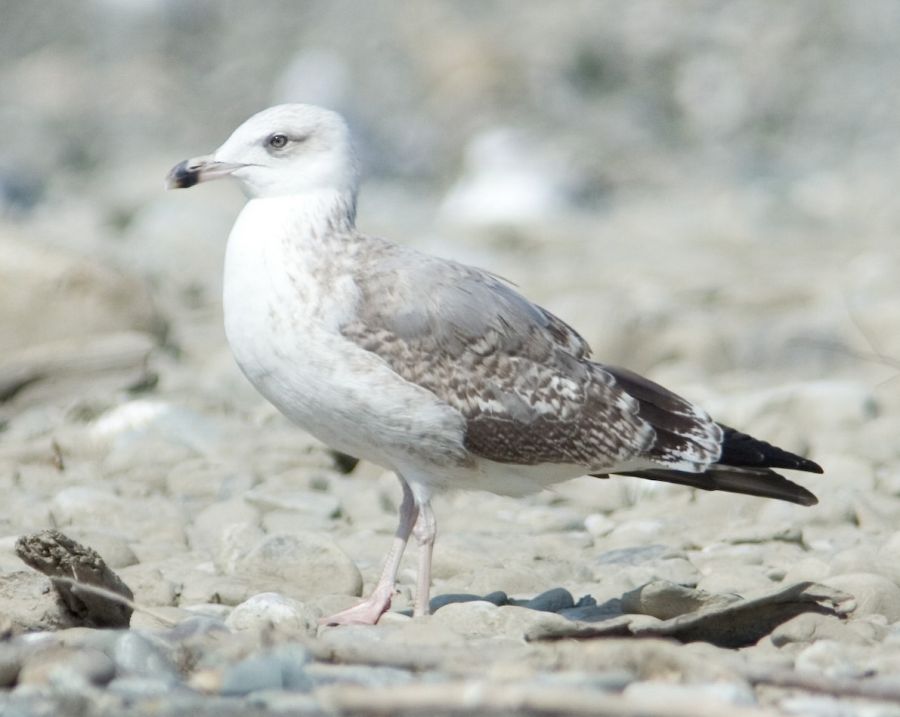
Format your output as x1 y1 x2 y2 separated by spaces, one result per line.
340 240 655 468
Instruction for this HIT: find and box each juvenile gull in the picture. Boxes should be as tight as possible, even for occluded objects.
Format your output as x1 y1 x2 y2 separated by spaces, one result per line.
167 104 823 626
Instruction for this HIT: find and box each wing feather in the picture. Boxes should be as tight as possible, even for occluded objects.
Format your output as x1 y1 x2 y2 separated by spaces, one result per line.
340 239 654 468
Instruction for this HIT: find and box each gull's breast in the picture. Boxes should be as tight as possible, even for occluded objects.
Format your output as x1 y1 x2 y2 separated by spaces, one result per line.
221 201 468 471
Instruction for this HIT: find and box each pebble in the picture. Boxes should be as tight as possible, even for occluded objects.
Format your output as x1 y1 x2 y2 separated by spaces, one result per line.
519 587 575 613
225 592 318 636
187 498 260 555
429 591 508 613
230 532 363 600
219 645 312 696
66 530 138 570
304 663 417 688
115 563 179 607
17 646 115 687
770 613 871 648
106 676 187 699
0 645 21 687
244 485 341 519
112 632 180 682
823 573 900 622
0 572 77 633
430 601 573 640
623 679 756 708
621 580 739 620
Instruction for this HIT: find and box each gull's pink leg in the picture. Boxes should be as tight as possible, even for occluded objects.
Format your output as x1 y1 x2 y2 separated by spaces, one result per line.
320 478 418 626
412 500 436 617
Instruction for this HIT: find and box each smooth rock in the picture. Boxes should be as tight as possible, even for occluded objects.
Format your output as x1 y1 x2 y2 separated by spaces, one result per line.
521 587 575 613
225 593 318 636
179 573 255 607
781 557 831 585
188 498 260 556
219 645 312 696
794 639 869 678
533 669 635 692
0 644 22 687
770 612 870 648
17 646 115 686
230 532 363 600
621 580 740 620
113 632 180 681
67 530 137 569
116 564 178 607
429 591 508 613
0 571 77 633
107 676 186 699
166 458 254 501
0 236 162 351
584 513 616 537
876 531 900 587
696 565 774 596
623 679 756 707
430 601 573 640
49 487 128 530
824 573 900 622
304 663 416 688
244 486 341 519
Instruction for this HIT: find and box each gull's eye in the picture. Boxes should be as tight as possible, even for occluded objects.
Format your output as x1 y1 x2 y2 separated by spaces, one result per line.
267 133 289 150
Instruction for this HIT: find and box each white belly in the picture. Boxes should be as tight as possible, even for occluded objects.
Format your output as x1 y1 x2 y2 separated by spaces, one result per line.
221 198 467 472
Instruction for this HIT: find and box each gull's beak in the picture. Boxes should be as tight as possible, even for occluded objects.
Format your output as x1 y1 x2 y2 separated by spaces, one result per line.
165 154 244 190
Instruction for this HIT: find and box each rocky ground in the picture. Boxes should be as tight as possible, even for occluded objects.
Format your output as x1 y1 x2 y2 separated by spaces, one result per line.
0 174 898 716
2 3 900 715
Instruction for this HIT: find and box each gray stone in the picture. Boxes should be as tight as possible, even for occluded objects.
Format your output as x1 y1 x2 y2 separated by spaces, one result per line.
533 669 635 692
0 644 22 687
219 645 312 695
225 592 319 636
794 639 869 678
623 679 756 707
49 487 129 531
520 587 575 613
186 498 260 556
621 580 740 620
595 545 670 566
17 646 115 687
429 591 508 613
113 632 180 681
107 676 188 699
244 486 341 519
230 532 363 600
116 563 179 607
431 601 573 640
824 573 900 622
304 663 416 688
179 573 255 607
162 615 230 643
0 571 78 633
66 530 137 569
771 612 870 648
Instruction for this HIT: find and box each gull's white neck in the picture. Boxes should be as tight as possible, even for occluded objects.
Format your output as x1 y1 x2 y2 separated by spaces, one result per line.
223 187 361 342
240 188 358 240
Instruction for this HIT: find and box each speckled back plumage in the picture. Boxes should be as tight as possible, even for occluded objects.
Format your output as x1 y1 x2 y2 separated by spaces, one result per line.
340 238 723 472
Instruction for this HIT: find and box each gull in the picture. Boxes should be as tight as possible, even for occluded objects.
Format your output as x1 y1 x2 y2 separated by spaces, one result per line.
167 104 823 626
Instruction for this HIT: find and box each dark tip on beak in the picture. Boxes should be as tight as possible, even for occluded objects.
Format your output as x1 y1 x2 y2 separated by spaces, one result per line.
166 159 201 189
165 155 242 190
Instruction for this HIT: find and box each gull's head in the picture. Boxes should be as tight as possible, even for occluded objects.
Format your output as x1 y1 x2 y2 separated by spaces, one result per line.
166 104 358 200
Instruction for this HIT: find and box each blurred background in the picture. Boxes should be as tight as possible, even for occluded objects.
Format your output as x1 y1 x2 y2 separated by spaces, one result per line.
0 0 897 462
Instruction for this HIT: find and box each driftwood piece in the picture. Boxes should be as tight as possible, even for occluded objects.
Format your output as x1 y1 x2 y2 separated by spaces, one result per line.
15 529 134 628
528 581 853 648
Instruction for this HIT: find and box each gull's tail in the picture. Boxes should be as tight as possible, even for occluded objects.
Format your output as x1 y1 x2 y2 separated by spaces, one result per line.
596 426 823 506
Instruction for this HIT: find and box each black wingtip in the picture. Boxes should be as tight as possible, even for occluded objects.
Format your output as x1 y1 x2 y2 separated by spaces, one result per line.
718 425 824 475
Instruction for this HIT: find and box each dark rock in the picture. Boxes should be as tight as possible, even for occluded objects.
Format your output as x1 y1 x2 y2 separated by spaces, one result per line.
15 530 133 628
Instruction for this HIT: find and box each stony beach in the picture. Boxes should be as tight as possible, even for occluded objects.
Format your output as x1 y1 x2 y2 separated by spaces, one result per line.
3 2 900 715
